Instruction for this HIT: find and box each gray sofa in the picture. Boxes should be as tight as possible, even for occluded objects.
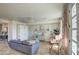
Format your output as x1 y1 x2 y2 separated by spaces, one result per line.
8 40 40 55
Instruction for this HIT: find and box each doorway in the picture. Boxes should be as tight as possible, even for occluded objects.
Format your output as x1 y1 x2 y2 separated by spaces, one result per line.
0 23 8 41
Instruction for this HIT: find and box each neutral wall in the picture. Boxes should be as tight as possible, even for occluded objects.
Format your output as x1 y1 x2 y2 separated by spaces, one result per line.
17 24 29 41
0 19 29 41
8 20 29 41
28 22 59 41
0 18 61 42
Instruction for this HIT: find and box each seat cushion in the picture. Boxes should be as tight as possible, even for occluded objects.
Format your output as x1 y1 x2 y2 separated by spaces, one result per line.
22 41 32 46
22 40 36 45
9 40 22 44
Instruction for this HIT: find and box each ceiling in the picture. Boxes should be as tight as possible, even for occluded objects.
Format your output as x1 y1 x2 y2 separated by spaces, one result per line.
0 3 64 23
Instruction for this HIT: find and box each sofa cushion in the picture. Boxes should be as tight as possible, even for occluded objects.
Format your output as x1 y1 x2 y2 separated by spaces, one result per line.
9 40 22 44
8 39 40 54
22 40 32 46
22 40 36 46
28 40 36 45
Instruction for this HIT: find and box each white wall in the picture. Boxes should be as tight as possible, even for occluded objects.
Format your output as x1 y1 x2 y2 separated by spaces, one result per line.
0 19 29 41
17 24 29 41
8 20 29 41
0 18 60 42
28 22 59 41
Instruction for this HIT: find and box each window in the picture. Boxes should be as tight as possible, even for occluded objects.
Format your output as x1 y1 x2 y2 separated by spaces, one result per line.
71 4 77 55
72 30 77 42
72 42 77 55
72 16 77 28
72 4 76 17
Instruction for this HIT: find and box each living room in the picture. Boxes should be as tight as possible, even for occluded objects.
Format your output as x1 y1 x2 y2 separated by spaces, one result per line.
0 3 78 55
